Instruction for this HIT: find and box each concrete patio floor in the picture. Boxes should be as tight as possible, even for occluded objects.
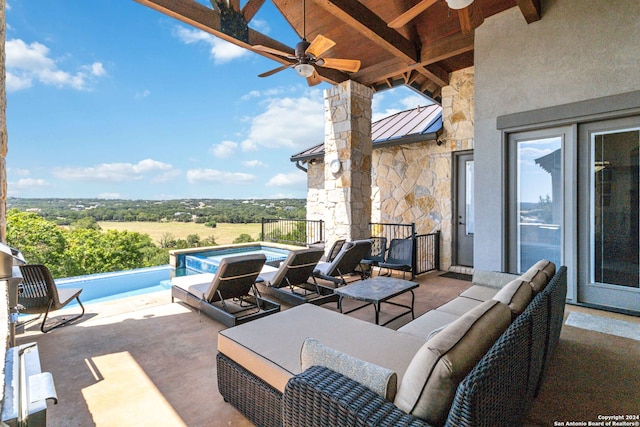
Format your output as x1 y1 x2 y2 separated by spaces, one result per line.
14 270 640 426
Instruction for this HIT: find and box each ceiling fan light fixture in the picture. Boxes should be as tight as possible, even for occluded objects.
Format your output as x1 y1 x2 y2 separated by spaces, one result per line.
294 63 315 78
446 0 473 9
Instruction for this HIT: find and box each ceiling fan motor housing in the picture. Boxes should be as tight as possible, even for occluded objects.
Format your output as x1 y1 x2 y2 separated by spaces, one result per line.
295 39 312 59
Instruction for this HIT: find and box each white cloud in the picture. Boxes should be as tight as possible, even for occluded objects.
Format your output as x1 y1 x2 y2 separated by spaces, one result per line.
241 93 324 150
240 87 286 101
8 168 31 176
173 26 248 64
243 160 266 168
266 172 307 187
12 178 50 188
210 140 238 158
7 178 52 196
250 18 270 34
5 39 107 92
53 159 174 182
97 193 121 199
187 169 256 184
135 89 151 99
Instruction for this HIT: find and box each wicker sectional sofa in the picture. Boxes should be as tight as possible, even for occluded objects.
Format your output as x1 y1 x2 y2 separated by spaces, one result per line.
216 261 567 426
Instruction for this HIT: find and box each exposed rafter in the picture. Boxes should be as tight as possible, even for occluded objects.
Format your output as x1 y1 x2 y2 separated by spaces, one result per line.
516 0 542 23
311 0 418 64
388 0 438 29
242 0 266 22
420 32 474 66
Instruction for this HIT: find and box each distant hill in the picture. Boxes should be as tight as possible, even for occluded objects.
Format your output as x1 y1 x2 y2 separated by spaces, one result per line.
6 197 307 225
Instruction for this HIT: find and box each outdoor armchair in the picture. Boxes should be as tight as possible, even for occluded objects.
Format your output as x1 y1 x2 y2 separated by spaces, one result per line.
171 253 280 327
258 247 337 306
313 239 372 286
378 238 414 279
18 264 85 333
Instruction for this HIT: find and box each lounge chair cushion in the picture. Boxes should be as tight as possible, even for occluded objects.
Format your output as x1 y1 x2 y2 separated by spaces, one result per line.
171 273 216 299
300 338 398 401
218 304 425 393
492 278 533 317
393 300 512 426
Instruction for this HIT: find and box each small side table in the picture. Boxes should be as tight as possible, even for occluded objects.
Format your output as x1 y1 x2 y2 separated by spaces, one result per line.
334 277 418 326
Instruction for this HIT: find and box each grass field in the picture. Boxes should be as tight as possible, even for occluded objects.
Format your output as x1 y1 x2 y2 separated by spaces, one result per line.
98 221 262 246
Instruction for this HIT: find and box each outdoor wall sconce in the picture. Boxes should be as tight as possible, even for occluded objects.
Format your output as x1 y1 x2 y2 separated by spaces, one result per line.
446 0 473 9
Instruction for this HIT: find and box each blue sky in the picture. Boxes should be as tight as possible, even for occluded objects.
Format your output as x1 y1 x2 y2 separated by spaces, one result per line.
5 0 432 200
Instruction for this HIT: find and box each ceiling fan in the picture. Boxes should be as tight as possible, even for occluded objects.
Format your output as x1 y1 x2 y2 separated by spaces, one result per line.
253 0 361 86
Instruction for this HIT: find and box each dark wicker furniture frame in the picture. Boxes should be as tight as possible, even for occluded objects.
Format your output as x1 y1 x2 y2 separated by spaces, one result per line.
216 266 567 427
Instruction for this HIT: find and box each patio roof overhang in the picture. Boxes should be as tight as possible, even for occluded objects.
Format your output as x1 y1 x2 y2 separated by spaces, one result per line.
133 0 541 100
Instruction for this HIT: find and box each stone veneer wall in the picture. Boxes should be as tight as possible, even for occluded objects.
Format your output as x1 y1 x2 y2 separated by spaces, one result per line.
306 67 474 269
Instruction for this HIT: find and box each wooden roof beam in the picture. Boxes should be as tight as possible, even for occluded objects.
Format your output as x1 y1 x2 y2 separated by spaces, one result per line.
311 0 419 64
242 0 266 22
419 32 474 66
516 0 542 23
133 0 350 84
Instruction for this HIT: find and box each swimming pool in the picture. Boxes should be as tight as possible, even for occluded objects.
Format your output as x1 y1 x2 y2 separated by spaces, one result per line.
56 265 173 306
170 242 294 276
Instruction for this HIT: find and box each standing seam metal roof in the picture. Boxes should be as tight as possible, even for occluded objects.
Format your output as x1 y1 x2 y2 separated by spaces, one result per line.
291 104 442 163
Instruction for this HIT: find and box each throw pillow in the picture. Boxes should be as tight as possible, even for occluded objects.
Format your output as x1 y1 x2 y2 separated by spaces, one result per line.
300 337 398 402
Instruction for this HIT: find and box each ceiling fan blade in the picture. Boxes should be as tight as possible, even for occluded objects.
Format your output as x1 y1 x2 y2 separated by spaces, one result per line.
306 70 322 87
319 57 361 73
258 64 292 78
253 45 293 58
388 0 438 28
306 35 336 58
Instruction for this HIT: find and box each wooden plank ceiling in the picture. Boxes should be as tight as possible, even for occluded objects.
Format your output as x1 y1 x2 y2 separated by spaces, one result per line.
134 0 541 101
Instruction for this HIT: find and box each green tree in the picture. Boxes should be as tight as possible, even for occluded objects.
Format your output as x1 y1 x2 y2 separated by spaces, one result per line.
70 216 102 230
6 210 68 276
233 234 254 244
63 229 157 276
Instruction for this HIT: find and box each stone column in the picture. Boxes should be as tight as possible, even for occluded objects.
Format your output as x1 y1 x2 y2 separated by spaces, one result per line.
323 80 373 246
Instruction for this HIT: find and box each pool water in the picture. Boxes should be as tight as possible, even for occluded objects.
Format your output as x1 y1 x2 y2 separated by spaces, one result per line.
176 245 290 275
55 265 173 306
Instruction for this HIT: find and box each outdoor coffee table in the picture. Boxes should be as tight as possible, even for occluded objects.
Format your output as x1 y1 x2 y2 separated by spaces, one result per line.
334 276 418 326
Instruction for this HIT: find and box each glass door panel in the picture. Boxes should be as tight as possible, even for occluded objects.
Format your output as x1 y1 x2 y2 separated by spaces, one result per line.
515 137 563 273
591 129 640 289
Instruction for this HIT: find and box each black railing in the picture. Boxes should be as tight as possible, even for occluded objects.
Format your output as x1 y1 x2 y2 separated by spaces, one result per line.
415 231 440 274
261 218 324 247
369 223 440 276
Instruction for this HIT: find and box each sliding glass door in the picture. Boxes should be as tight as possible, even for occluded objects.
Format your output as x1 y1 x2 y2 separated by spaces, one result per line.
579 117 640 311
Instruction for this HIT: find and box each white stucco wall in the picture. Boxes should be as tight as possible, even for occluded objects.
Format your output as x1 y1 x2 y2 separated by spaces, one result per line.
474 0 640 271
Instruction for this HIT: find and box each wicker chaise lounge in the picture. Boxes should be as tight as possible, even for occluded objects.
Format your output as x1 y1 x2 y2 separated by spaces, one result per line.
171 253 280 327
257 247 338 306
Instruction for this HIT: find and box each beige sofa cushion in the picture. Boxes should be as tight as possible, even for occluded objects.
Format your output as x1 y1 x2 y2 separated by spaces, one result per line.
459 284 500 302
393 300 512 426
434 296 483 316
520 269 550 293
397 310 460 340
492 279 533 317
218 304 425 393
300 338 398 401
529 259 556 279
